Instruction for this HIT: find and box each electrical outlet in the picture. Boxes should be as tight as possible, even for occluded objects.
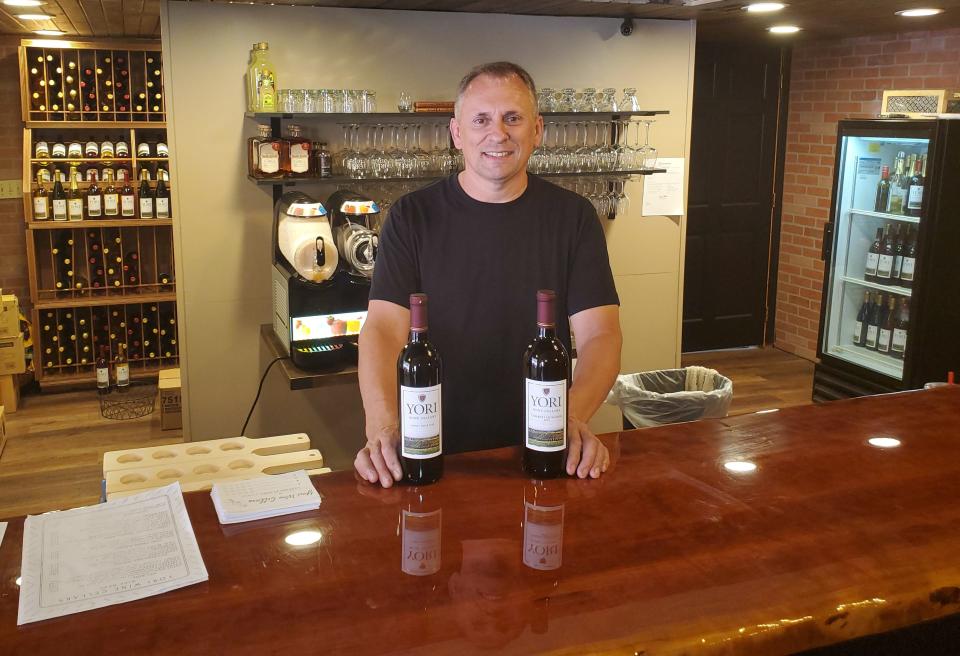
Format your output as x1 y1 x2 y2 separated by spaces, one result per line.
0 180 22 199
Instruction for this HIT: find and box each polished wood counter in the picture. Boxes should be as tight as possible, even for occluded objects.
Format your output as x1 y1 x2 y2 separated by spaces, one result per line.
2 387 960 654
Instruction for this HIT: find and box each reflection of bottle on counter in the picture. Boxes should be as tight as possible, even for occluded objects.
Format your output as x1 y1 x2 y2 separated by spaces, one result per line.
401 488 442 577
522 480 565 572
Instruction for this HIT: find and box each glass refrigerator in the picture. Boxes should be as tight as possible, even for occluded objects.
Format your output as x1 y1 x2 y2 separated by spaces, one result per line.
813 119 960 401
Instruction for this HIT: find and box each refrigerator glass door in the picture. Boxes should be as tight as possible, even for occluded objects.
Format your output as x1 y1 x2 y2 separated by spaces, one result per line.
821 133 928 381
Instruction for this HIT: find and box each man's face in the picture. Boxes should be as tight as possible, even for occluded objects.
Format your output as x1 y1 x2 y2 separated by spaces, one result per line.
450 74 543 186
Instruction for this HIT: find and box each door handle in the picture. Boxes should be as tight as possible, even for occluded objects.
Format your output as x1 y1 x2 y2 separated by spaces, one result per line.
821 222 834 261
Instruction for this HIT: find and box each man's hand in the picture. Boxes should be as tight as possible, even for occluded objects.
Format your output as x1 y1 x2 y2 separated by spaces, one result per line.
565 415 610 479
354 424 403 488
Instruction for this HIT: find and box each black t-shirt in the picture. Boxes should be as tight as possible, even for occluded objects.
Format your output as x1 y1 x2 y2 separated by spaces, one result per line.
370 173 619 454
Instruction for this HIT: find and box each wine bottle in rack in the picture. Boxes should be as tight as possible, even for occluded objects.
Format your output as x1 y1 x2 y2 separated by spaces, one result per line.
86 174 103 218
85 137 98 158
51 170 68 222
115 343 130 391
523 290 569 478
33 170 50 221
138 168 154 219
900 227 917 288
864 227 882 283
891 299 909 360
876 224 894 283
853 290 869 347
68 138 82 159
120 175 136 218
96 346 110 393
155 177 170 219
890 224 904 281
103 170 119 217
67 166 84 222
52 136 66 159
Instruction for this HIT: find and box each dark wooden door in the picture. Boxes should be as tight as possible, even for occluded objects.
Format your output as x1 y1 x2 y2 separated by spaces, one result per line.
682 43 786 352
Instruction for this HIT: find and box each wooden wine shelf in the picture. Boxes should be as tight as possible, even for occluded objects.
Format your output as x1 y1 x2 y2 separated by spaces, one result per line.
31 157 134 164
36 291 177 310
27 219 173 229
27 121 165 129
38 360 178 390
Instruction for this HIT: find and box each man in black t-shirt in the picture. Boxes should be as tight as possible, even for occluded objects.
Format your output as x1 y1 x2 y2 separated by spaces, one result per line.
355 62 622 487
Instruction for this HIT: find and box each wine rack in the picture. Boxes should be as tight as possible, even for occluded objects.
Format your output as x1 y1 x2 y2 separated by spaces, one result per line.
20 40 165 126
18 39 179 389
37 301 179 385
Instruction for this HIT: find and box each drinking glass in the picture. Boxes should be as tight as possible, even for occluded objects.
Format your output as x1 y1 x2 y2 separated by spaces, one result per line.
599 88 617 112
342 90 357 114
398 91 413 113
558 88 576 112
279 90 296 113
302 90 317 114
638 119 658 170
362 90 377 113
578 88 597 113
621 88 640 112
538 88 555 112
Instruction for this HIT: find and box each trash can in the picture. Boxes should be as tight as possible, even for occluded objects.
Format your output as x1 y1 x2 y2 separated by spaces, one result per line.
605 367 733 429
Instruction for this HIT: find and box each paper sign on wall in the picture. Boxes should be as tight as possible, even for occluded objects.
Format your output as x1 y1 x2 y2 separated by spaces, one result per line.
642 157 685 217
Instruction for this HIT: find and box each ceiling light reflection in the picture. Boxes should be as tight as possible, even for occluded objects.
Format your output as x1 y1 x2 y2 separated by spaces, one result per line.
868 437 901 448
744 2 786 12
15 576 22 586
896 8 943 17
769 25 801 33
33 29 64 35
724 460 758 473
755 408 780 414
3 0 44 6
16 13 51 18
284 529 323 546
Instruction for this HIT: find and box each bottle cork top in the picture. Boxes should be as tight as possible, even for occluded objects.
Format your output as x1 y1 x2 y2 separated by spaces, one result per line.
410 293 428 331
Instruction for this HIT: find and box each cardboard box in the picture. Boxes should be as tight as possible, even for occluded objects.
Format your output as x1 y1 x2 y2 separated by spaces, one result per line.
0 333 25 375
0 294 18 339
0 404 7 459
158 367 181 381
159 374 182 430
0 375 18 414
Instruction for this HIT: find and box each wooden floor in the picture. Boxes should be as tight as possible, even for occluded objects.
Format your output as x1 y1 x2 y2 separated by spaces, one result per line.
0 346 814 519
681 346 815 416
0 390 182 519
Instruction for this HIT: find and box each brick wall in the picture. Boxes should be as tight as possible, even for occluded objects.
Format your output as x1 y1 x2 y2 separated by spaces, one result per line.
0 35 27 307
775 28 960 361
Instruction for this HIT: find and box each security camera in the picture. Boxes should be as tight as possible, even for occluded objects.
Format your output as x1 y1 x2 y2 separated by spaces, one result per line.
620 18 634 37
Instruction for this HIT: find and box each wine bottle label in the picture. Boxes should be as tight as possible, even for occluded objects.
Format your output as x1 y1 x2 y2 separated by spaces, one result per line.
290 143 310 173
52 143 66 158
87 196 102 216
877 254 893 279
96 367 109 387
892 255 903 279
137 143 150 157
892 328 907 353
900 257 915 280
523 502 564 571
101 142 114 157
52 199 67 221
907 185 923 209
140 197 154 218
889 190 905 214
400 383 442 459
36 141 49 158
259 143 280 173
33 197 48 219
865 252 879 276
121 195 135 216
401 509 442 577
39 169 51 183
68 199 83 220
525 378 567 452
866 325 878 348
156 197 170 218
853 321 862 343
104 193 119 214
878 328 891 353
68 143 83 158
85 141 99 157
116 141 129 157
157 142 168 157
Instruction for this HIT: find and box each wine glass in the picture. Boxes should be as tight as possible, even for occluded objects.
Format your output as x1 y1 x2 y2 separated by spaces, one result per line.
638 119 658 170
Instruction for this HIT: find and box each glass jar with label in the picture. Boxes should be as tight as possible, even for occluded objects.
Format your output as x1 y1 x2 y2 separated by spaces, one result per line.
282 124 311 178
249 125 283 179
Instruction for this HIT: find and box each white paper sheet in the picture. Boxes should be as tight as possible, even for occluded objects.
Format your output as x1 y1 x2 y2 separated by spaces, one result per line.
0 522 6 548
642 157 685 216
17 482 208 625
211 470 321 524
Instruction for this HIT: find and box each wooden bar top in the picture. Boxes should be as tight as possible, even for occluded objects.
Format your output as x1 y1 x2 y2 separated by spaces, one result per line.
2 387 960 654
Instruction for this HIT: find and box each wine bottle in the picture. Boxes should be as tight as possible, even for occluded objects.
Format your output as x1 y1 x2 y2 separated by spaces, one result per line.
876 224 894 283
35 140 50 159
103 169 119 217
96 345 110 393
853 290 869 347
67 166 84 221
155 177 170 219
138 168 154 218
51 170 68 221
906 157 924 217
890 224 904 281
900 227 917 288
115 343 130 391
120 175 136 218
52 136 66 159
864 227 882 283
864 294 880 350
874 165 890 212
86 173 103 218
85 138 99 158
33 170 50 221
878 295 896 355
523 290 569 478
398 293 443 484
891 299 909 360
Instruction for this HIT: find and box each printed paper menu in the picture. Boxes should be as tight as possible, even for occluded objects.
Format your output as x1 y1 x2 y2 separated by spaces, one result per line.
17 483 207 625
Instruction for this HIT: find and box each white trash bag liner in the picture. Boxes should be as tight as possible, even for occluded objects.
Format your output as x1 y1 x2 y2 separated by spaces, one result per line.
605 367 733 428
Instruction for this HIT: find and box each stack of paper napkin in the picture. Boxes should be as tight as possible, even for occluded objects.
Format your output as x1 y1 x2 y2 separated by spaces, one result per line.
211 470 321 524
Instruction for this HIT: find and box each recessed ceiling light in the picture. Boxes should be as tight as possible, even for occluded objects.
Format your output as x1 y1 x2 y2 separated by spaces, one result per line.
724 460 758 473
868 436 902 448
896 8 943 17
17 13 51 18
3 0 44 6
34 29 64 35
769 25 801 33
744 2 786 12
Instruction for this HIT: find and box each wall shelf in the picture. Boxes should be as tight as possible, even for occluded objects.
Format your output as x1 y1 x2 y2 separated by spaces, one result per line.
260 324 358 391
36 291 177 310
